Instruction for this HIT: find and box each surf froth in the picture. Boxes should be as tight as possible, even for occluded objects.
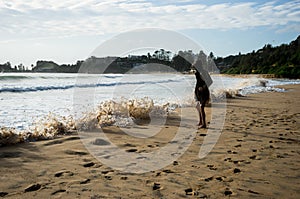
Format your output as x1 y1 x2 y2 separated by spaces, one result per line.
0 97 171 146
77 97 170 129
0 114 76 146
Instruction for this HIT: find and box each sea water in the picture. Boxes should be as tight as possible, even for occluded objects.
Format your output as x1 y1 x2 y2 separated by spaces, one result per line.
0 72 299 134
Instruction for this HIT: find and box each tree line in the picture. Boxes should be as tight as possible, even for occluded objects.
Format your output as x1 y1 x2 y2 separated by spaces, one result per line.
215 35 300 78
1 49 212 74
1 35 299 78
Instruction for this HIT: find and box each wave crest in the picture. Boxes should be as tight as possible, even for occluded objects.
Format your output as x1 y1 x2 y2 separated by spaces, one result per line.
0 114 76 146
77 97 170 130
0 127 24 146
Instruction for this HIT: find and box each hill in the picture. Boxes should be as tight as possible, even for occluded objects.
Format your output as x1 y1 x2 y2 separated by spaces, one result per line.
2 36 299 78
215 35 300 78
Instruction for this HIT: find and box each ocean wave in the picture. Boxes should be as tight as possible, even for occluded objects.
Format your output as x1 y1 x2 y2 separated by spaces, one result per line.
210 79 287 100
0 114 76 146
0 74 97 82
103 74 123 79
76 97 170 130
0 78 181 93
0 97 171 146
0 75 31 81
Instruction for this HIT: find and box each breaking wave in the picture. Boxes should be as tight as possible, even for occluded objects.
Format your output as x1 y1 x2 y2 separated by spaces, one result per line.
0 75 31 80
0 97 171 146
0 79 181 93
211 78 292 99
0 114 76 146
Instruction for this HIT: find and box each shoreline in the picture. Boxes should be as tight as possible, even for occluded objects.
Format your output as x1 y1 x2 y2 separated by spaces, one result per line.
0 85 299 198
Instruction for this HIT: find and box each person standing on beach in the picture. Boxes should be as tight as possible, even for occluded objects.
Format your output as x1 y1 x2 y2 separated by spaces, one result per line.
193 59 212 129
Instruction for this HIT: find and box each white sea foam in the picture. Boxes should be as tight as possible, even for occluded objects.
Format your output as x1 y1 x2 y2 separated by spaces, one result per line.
76 97 170 129
0 97 171 145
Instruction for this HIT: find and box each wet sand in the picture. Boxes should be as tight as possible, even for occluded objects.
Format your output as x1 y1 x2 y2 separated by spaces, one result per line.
0 84 299 198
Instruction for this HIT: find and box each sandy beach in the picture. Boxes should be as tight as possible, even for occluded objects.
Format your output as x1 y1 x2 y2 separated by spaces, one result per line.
0 84 299 198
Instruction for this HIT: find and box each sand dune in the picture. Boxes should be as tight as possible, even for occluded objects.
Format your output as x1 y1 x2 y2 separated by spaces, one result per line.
0 85 299 198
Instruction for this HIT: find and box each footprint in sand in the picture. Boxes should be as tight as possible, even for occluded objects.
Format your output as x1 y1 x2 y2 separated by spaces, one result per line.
233 160 240 164
104 176 112 180
185 188 207 197
215 176 226 182
204 176 214 182
24 183 41 192
101 170 114 175
51 189 66 195
233 168 241 174
227 150 238 154
147 144 160 148
184 188 196 195
207 165 217 170
224 188 233 196
276 154 285 158
54 170 74 177
0 192 8 197
249 155 261 160
126 148 138 152
80 179 91 184
153 183 162 190
83 162 95 167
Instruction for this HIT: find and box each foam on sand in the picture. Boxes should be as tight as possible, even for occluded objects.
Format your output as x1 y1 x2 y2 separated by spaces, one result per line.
0 97 170 146
77 97 170 129
0 114 76 146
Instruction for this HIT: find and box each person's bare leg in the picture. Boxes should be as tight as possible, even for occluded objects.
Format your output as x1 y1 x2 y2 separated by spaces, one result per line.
199 104 206 128
199 110 203 126
196 102 202 126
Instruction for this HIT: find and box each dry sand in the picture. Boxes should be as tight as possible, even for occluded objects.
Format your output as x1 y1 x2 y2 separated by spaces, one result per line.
0 84 299 198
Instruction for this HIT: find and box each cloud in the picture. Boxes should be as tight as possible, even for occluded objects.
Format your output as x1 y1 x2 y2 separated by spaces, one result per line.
276 23 300 33
0 0 299 40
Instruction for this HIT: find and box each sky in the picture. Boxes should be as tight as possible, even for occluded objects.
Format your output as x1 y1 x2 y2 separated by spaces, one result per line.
0 0 299 67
